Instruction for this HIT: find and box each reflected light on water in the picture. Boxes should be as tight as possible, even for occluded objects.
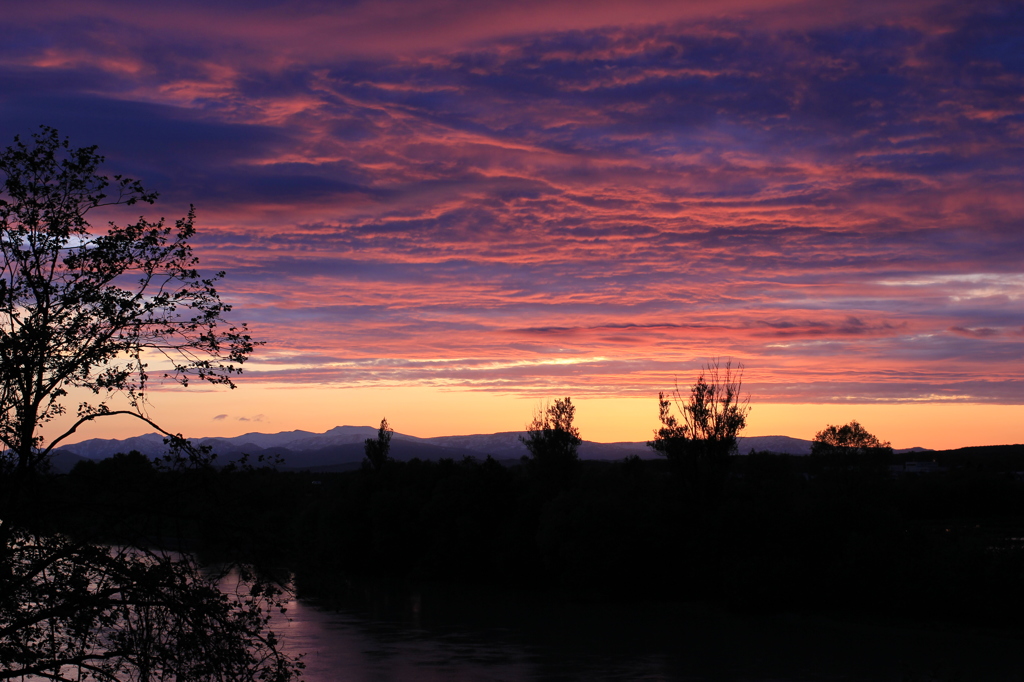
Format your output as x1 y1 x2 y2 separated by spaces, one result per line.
272 599 537 681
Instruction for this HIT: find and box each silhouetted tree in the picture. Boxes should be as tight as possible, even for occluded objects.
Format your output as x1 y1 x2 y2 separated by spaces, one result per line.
649 360 749 509
0 128 297 681
0 535 298 681
521 397 581 486
364 417 394 472
0 127 259 473
811 420 893 472
811 420 891 456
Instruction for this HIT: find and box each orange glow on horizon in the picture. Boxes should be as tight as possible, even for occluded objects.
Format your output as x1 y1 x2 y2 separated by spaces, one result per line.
45 385 1024 452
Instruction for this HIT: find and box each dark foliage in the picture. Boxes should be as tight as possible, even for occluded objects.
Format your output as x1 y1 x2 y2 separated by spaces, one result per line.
650 361 750 511
0 128 296 681
0 126 259 473
811 420 894 472
363 417 394 472
520 397 582 488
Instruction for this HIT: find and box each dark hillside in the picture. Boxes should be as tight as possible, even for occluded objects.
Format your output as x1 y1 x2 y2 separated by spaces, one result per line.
924 444 1024 469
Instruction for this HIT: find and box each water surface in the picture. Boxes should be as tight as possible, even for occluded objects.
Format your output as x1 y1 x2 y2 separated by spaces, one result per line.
269 582 1024 681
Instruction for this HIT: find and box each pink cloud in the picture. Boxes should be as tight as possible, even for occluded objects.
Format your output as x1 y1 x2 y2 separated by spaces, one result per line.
3 1 1021 407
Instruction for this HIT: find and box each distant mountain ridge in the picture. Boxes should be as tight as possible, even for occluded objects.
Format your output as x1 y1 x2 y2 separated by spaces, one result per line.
59 426 808 461
53 426 929 473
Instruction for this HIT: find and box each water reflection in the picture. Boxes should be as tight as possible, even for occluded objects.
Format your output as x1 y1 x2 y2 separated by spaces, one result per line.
273 602 533 681
268 582 1024 682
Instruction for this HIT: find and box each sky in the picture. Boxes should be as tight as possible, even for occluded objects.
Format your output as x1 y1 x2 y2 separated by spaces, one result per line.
2 0 1023 448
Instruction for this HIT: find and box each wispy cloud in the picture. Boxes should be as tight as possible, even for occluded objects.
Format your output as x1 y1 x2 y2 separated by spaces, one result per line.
4 1 1022 404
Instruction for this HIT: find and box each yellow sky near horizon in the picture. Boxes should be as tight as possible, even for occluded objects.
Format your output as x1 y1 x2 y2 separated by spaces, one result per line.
44 384 1024 451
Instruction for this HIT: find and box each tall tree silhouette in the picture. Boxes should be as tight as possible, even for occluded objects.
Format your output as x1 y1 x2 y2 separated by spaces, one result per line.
364 417 394 472
0 127 258 474
649 360 749 510
521 397 581 486
0 128 298 681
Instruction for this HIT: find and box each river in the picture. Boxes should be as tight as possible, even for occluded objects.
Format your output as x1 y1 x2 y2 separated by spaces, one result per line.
267 580 1024 681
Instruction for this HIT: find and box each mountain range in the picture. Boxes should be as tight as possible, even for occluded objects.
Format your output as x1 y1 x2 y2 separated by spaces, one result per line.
51 426 929 474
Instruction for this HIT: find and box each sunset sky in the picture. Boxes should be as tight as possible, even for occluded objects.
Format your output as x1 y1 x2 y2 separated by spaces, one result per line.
4 0 1023 448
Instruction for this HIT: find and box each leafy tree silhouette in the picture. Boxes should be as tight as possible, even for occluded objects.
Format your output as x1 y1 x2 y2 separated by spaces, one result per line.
0 127 298 681
811 420 891 456
811 420 893 473
0 128 260 473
